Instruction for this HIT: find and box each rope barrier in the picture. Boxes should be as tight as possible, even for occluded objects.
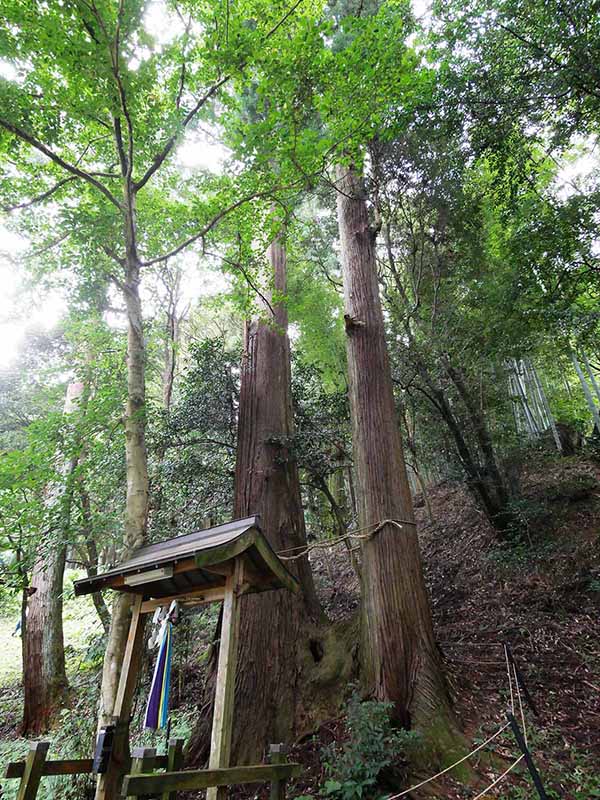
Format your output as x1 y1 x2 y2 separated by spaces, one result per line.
383 722 511 800
277 518 416 561
378 643 540 799
471 754 525 800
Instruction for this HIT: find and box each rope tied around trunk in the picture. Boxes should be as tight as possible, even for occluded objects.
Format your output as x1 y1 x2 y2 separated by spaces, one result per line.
276 518 416 561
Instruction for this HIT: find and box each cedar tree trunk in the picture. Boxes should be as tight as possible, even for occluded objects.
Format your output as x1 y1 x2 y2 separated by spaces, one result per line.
22 382 84 734
188 232 320 766
21 546 68 734
335 163 454 736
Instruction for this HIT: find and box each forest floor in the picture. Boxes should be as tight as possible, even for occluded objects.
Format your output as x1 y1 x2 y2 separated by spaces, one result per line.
300 451 600 799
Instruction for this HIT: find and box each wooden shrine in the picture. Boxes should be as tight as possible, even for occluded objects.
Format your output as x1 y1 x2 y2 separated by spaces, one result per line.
4 516 301 800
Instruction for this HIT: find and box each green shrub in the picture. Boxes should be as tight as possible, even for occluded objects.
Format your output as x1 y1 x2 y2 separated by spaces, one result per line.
320 692 419 800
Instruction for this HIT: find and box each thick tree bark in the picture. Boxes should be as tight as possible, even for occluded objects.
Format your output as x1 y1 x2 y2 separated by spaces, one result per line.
22 545 68 735
22 382 84 734
232 235 321 762
188 232 320 767
335 163 454 737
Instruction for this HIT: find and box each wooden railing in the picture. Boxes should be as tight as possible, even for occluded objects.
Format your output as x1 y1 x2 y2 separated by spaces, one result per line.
4 740 298 800
3 740 173 800
122 743 299 798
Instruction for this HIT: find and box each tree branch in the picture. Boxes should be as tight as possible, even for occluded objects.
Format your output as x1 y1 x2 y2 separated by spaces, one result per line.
113 0 134 179
134 75 230 191
3 170 119 212
135 0 309 192
3 177 78 212
140 190 270 265
0 117 122 208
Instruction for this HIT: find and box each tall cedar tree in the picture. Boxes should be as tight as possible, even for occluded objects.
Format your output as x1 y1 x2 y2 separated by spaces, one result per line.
335 164 457 741
188 231 321 765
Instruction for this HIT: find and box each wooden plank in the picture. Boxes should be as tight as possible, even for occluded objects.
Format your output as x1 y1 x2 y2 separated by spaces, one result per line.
113 594 145 717
96 595 146 800
141 585 225 613
122 764 302 796
128 748 156 800
5 758 94 779
269 744 289 800
202 562 234 577
207 560 243 800
6 756 168 780
16 741 49 800
162 738 184 800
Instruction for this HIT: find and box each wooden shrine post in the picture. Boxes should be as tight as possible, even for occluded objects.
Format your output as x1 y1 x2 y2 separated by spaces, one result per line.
96 594 146 800
16 741 49 800
207 560 243 800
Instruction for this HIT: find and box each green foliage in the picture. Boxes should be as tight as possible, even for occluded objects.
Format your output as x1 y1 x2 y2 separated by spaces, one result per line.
320 692 419 800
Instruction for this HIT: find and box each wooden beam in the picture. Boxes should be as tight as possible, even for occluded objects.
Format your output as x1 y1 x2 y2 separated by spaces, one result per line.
122 764 301 796
113 594 145 718
202 562 234 577
77 557 201 595
207 560 243 800
162 738 184 800
140 585 225 613
5 756 169 780
96 594 146 800
16 741 49 800
5 758 94 779
127 748 156 800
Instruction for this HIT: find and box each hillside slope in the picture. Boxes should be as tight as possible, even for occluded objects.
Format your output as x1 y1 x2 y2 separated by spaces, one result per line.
306 453 600 798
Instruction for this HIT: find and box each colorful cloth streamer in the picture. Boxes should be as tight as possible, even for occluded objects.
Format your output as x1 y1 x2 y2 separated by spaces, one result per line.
144 603 176 730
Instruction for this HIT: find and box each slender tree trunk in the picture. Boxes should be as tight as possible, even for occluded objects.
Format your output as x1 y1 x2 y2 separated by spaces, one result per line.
413 356 504 527
571 350 600 434
445 363 515 530
188 231 320 766
162 272 183 413
318 474 361 579
335 163 454 739
96 197 149 799
79 484 111 633
582 352 600 408
527 361 562 453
